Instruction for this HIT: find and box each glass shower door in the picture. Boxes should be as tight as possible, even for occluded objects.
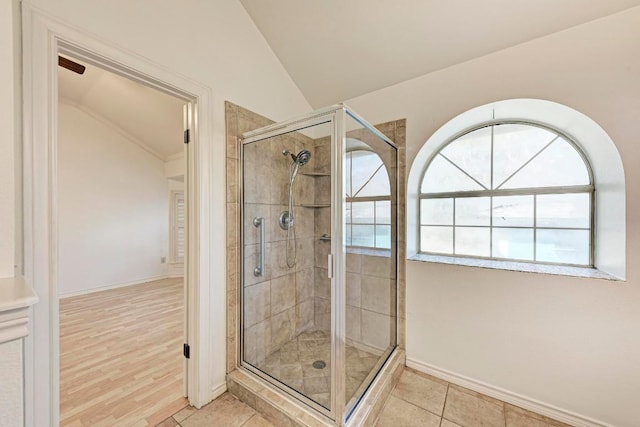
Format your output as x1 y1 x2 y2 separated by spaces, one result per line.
341 110 398 417
241 119 335 414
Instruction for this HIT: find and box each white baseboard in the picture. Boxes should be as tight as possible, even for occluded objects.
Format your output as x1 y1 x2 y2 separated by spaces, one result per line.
406 358 612 427
58 274 174 298
168 262 184 277
211 382 227 401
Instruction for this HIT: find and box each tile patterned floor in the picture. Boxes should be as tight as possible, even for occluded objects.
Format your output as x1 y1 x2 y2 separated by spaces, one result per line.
255 330 380 408
158 368 571 427
157 393 272 427
375 368 571 427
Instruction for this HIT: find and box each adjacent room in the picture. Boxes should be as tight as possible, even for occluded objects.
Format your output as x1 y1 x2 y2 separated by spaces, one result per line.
56 55 189 425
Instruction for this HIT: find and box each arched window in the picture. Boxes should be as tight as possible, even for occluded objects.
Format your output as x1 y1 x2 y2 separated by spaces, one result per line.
419 122 593 266
345 144 391 249
407 99 625 279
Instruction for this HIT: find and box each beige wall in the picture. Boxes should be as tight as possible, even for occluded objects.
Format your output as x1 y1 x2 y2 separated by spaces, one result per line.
345 7 640 427
57 103 171 296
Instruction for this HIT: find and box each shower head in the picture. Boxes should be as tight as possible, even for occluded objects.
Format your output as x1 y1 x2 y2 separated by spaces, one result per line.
293 150 311 166
283 149 312 166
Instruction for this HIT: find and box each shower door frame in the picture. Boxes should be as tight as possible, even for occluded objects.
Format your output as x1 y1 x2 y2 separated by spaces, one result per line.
238 104 398 425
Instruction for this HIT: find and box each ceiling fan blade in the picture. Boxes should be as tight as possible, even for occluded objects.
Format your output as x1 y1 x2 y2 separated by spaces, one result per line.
58 56 86 75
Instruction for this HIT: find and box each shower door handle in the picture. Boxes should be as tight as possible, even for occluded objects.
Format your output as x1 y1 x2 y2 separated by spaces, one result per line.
253 217 265 277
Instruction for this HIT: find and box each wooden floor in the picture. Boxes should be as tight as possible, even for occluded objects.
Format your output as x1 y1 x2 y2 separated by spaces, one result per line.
59 278 187 427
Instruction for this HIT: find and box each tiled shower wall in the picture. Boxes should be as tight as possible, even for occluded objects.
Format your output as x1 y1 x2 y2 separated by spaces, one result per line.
312 137 332 332
240 124 318 366
312 123 404 354
226 102 406 373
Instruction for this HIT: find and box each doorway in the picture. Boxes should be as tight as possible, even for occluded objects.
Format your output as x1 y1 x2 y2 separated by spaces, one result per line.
22 8 216 425
56 53 189 425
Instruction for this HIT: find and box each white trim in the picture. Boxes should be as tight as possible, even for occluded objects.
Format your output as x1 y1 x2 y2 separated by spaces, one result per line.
406 358 613 427
56 274 175 299
210 382 227 401
58 96 166 160
0 276 38 343
21 4 214 425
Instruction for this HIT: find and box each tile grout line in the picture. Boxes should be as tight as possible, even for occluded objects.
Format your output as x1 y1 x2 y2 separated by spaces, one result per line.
388 384 448 421
502 399 507 427
239 413 258 426
439 382 451 426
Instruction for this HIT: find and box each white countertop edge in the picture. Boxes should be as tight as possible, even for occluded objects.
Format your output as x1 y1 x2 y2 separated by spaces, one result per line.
0 276 39 312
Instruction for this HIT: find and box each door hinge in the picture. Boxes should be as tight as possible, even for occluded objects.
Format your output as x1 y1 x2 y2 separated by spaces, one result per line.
184 129 190 144
183 343 190 359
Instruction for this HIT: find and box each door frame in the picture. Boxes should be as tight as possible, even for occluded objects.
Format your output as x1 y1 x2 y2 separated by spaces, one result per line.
21 5 214 426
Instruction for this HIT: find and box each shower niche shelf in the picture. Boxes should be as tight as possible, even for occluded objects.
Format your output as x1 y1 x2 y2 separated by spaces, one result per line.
300 171 330 177
301 203 330 208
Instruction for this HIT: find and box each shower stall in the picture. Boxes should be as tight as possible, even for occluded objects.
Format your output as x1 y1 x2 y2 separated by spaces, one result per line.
239 105 399 424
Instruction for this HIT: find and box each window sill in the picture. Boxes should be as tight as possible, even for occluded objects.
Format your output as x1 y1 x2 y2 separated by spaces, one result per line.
408 253 621 281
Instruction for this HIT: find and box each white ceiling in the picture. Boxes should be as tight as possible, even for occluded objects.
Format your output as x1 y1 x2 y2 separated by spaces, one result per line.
58 57 186 160
240 0 640 107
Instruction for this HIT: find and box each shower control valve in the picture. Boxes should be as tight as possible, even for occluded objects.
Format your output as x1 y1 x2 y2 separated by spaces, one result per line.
278 211 294 230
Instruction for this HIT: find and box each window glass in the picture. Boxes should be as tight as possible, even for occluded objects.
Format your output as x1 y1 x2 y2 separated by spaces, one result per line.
492 195 533 227
350 201 375 224
492 228 534 261
455 227 490 257
441 127 492 189
375 225 391 249
492 124 556 188
455 197 490 226
375 200 391 225
419 122 593 266
537 193 590 229
421 198 453 225
351 224 375 247
500 138 590 189
536 229 590 265
421 155 484 193
421 226 453 254
345 150 392 249
349 151 389 197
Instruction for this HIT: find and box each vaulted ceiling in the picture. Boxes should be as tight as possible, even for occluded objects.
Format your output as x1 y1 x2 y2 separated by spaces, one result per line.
58 1 640 148
58 57 185 160
239 0 640 107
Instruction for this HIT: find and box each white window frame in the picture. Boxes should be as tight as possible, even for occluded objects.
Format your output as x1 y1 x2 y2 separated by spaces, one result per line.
406 99 626 280
418 120 595 267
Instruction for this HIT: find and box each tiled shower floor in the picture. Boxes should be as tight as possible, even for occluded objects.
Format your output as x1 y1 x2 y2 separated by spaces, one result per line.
254 330 380 408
